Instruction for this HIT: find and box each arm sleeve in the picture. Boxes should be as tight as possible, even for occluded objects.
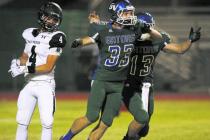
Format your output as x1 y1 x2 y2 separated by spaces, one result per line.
88 23 101 43
159 32 171 50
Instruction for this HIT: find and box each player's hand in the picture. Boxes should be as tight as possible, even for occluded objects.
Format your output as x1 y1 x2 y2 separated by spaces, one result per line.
8 59 20 73
8 59 26 78
189 27 201 43
8 66 26 78
88 11 100 24
71 38 82 48
10 59 20 69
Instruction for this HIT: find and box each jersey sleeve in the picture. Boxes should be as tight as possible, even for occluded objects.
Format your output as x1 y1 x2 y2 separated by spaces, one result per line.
159 32 171 50
133 22 143 40
23 44 29 54
22 28 35 53
49 33 66 56
88 23 102 43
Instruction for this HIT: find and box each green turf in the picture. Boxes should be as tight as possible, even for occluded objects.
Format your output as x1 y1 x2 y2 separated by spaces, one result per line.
0 99 210 140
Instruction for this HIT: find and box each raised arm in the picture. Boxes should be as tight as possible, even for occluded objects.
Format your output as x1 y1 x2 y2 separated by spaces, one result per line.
163 27 201 54
149 28 162 40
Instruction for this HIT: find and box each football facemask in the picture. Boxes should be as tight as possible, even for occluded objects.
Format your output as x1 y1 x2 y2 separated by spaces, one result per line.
38 2 62 32
109 1 137 26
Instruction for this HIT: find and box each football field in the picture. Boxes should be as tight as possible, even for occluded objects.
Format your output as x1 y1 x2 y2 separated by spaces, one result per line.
0 96 210 140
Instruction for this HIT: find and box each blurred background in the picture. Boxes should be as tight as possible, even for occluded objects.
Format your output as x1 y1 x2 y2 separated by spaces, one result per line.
1 0 210 93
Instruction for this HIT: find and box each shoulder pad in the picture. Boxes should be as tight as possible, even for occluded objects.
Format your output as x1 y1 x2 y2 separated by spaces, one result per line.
49 32 66 48
22 28 37 39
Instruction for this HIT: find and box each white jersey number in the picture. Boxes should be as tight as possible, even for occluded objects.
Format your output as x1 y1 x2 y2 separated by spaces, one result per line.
130 55 154 76
105 44 134 67
59 36 63 43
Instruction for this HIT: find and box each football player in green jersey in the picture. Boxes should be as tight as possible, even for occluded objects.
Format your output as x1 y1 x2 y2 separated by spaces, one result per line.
122 12 201 140
60 0 162 140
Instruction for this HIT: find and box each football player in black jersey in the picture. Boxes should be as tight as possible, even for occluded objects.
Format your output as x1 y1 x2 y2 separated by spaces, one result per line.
122 12 201 140
8 2 66 140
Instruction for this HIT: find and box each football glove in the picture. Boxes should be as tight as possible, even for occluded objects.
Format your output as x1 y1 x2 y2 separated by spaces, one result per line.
8 66 26 78
71 38 82 48
10 59 20 69
8 59 27 78
189 27 201 43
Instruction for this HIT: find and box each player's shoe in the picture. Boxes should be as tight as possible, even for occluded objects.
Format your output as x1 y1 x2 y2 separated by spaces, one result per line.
59 135 73 140
59 136 64 140
122 136 140 140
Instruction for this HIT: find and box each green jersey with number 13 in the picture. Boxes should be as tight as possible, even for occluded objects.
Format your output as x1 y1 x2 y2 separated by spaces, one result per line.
127 33 171 84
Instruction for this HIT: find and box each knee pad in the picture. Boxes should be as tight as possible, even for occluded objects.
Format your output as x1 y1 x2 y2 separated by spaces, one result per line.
101 108 119 126
86 110 99 123
134 110 149 125
41 118 53 129
16 111 30 126
101 114 113 127
138 124 150 137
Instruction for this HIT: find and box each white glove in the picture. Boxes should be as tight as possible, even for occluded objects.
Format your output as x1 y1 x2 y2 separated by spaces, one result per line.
9 66 26 78
8 59 27 78
10 59 20 69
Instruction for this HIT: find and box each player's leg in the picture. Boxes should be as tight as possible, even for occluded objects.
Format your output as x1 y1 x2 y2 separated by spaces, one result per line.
88 81 123 140
61 80 106 140
123 83 150 140
16 83 37 140
124 93 149 139
36 80 56 140
88 121 108 140
88 95 107 136
137 85 154 139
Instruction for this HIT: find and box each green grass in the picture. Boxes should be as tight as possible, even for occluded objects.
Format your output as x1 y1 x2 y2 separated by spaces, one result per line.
0 99 210 140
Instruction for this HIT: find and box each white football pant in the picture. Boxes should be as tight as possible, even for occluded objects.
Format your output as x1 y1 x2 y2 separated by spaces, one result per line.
16 80 56 140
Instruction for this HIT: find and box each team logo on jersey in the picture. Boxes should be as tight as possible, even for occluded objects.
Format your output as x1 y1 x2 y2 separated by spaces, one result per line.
27 40 40 44
41 35 47 39
105 34 135 45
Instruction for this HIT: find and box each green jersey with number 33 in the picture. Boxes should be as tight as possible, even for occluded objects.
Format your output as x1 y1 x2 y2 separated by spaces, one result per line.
89 23 137 81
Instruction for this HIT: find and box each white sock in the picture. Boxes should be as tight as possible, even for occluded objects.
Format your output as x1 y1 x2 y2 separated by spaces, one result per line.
16 124 28 140
41 127 52 140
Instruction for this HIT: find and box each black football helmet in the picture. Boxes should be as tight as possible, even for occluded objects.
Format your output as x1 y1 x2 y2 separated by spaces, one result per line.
38 2 63 32
108 0 137 26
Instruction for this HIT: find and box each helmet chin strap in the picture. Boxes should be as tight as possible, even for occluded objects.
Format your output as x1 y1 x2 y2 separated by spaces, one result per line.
40 18 60 32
